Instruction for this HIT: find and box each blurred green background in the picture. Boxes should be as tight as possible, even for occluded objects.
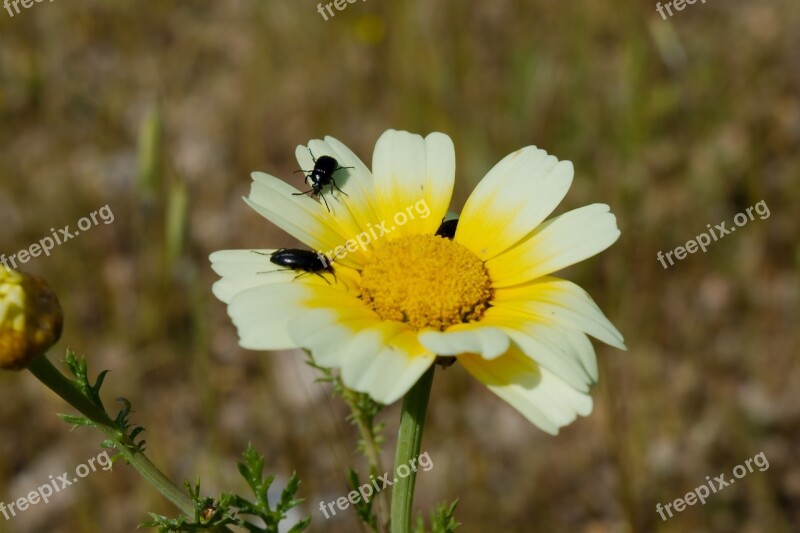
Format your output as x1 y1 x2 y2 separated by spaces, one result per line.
1 0 798 531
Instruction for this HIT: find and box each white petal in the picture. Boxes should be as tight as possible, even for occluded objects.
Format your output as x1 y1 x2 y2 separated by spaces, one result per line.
418 326 510 360
372 130 455 238
292 315 435 404
226 283 311 350
460 347 593 435
343 335 435 403
478 308 593 390
563 330 598 383
291 318 376 368
495 276 626 350
487 203 620 287
501 328 591 392
457 146 573 260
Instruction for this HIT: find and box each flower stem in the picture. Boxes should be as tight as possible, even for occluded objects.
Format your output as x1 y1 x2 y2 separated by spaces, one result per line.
390 365 434 533
26 355 195 517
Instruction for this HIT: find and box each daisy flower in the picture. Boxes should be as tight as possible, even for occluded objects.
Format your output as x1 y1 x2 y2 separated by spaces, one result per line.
210 129 625 435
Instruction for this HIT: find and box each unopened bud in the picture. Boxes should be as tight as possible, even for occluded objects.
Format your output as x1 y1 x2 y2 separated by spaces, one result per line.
0 269 63 370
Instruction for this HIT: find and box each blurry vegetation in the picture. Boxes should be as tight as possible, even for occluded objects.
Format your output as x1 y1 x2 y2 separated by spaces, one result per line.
1 0 799 532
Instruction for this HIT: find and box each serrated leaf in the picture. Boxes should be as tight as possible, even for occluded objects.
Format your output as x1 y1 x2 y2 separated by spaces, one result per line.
287 518 312 533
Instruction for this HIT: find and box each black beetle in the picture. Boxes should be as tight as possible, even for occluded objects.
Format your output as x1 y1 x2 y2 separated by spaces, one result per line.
292 149 353 212
435 218 459 239
254 248 336 284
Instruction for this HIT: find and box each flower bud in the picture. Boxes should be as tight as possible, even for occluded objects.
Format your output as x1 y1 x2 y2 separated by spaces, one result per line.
0 269 63 370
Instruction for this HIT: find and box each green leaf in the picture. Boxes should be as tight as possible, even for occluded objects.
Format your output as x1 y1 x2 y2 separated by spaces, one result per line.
347 469 379 531
142 446 311 532
413 499 460 533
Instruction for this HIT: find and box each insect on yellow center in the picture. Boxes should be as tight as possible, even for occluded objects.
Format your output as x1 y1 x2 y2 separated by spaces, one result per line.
360 234 493 331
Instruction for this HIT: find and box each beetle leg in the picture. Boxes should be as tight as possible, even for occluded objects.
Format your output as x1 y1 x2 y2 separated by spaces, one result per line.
319 193 331 212
331 179 349 197
312 271 332 285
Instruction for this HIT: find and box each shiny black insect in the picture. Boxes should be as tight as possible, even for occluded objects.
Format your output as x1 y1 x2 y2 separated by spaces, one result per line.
435 218 459 239
435 355 457 369
292 149 353 212
255 248 336 284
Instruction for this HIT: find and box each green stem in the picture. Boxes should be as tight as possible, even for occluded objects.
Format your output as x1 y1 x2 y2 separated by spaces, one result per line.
27 356 195 516
390 366 434 533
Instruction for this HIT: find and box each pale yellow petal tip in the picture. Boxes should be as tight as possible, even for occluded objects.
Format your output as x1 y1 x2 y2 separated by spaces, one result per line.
602 326 627 351
419 327 509 360
424 131 454 146
377 129 452 142
549 396 594 435
0 270 63 371
607 320 627 351
250 171 270 181
375 128 446 148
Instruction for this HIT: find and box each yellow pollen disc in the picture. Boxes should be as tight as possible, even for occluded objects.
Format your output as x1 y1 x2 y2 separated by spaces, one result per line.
360 234 494 331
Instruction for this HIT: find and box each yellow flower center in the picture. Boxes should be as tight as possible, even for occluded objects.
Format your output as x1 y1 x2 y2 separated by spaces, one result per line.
360 235 493 330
